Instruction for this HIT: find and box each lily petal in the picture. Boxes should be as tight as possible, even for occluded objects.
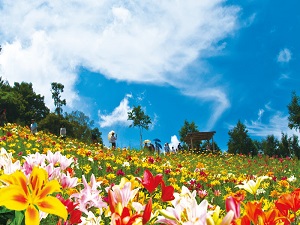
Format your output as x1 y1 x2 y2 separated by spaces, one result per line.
38 180 62 199
37 196 68 220
25 204 40 225
0 185 28 210
30 167 48 197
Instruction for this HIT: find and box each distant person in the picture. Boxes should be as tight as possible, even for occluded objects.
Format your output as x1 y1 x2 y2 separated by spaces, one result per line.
60 125 66 140
30 119 38 135
164 143 170 154
171 146 176 153
110 132 117 149
177 143 183 151
149 143 155 152
143 142 149 151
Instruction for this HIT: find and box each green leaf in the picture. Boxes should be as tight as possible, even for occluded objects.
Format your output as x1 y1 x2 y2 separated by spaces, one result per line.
10 211 25 225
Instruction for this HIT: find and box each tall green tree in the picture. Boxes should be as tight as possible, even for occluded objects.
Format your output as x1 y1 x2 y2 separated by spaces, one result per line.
0 81 49 125
278 133 291 157
91 127 103 145
39 113 70 136
261 135 279 156
178 120 199 142
290 135 300 159
179 120 200 150
51 82 66 116
65 110 94 141
127 105 152 148
227 120 255 155
13 82 49 123
288 91 300 132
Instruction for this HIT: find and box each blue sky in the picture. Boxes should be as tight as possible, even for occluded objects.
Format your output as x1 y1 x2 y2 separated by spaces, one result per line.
0 0 299 151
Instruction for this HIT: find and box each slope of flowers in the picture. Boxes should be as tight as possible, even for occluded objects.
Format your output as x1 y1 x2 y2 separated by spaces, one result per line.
1 123 300 225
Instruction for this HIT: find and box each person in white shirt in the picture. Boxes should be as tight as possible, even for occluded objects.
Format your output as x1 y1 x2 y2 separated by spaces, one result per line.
110 132 117 149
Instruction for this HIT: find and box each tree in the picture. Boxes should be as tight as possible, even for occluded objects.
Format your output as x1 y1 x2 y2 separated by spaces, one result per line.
278 133 291 157
39 113 70 137
91 127 103 145
0 81 49 125
178 120 199 142
200 140 221 153
290 135 300 159
261 135 279 156
127 105 152 148
51 82 66 116
252 140 262 156
178 120 200 151
64 110 94 141
288 91 300 132
13 82 49 123
227 120 255 155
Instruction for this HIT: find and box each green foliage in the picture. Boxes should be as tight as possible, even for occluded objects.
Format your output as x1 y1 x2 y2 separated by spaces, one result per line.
39 111 102 144
91 127 103 145
278 133 291 157
39 113 69 136
291 135 300 159
288 91 300 132
0 81 49 125
178 120 199 142
261 135 279 156
12 82 50 123
199 140 221 153
227 120 255 155
0 206 24 225
51 82 66 116
65 110 94 141
127 105 152 148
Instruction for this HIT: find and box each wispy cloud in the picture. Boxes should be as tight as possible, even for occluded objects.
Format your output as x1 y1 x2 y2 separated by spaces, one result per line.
0 0 240 125
183 86 230 130
277 48 292 63
245 107 299 140
98 94 132 128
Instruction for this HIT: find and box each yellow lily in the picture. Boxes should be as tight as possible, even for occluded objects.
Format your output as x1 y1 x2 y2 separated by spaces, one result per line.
0 167 67 225
235 176 269 195
207 206 235 225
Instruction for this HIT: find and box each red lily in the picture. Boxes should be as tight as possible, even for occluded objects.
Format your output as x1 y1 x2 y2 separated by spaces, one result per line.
160 180 175 202
143 198 152 224
136 170 163 193
57 194 82 224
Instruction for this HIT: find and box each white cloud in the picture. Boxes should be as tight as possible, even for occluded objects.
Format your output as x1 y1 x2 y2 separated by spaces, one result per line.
258 109 264 121
277 48 292 63
169 135 180 152
183 87 230 130
98 94 132 128
245 107 299 140
0 0 240 125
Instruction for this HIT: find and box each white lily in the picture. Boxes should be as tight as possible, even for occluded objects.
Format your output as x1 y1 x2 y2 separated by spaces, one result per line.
235 175 269 195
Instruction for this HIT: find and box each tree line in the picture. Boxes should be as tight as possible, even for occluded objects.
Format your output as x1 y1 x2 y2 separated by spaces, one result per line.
226 92 300 157
0 77 103 145
1 73 299 156
178 92 300 157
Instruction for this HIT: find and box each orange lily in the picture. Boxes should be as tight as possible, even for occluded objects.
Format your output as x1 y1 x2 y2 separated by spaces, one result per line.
0 167 67 225
242 201 264 224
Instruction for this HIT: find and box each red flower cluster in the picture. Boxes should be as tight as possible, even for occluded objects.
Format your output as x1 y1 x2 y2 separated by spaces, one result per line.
136 170 175 202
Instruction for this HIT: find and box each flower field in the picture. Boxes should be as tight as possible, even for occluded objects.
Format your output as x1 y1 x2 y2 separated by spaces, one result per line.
1 123 300 224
